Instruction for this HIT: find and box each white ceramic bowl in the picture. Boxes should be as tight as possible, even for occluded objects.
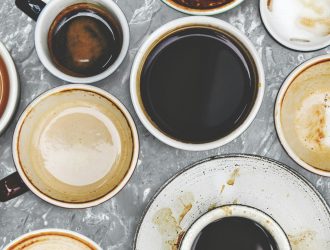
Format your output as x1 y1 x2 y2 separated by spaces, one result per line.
130 16 265 151
35 0 129 83
275 54 330 177
0 42 19 135
180 205 291 250
162 0 245 15
3 229 102 249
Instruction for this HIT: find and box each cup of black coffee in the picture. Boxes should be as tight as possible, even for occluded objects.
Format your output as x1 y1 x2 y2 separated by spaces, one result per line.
180 205 291 250
130 17 265 151
15 0 129 83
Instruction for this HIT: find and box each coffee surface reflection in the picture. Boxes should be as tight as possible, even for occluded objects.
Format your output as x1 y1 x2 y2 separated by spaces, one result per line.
171 0 235 9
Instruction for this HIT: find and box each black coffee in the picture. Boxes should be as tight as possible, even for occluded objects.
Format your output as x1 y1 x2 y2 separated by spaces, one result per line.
172 0 235 10
140 27 257 143
48 3 122 77
192 217 278 250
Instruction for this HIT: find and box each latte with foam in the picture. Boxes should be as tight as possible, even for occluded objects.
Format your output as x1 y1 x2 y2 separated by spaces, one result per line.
6 232 97 250
280 59 330 172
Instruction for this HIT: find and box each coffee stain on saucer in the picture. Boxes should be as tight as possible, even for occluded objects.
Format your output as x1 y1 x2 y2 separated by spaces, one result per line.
227 168 240 186
288 230 315 249
267 0 273 11
153 192 194 250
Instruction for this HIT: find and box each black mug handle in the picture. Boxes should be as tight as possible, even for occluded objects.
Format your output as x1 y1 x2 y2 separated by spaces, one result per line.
0 172 29 202
15 0 46 21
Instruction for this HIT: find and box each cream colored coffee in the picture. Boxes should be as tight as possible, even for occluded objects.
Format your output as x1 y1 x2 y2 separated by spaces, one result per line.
17 89 134 203
281 59 330 172
7 232 96 250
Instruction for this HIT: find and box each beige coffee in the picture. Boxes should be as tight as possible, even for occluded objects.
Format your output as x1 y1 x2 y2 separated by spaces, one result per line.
17 89 135 203
7 232 97 250
281 59 330 172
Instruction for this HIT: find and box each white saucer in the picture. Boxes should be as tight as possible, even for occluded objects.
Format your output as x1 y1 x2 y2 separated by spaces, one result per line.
134 155 330 250
260 0 330 51
0 42 19 135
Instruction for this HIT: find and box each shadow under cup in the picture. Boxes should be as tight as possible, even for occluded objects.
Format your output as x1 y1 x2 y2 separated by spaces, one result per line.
13 87 138 206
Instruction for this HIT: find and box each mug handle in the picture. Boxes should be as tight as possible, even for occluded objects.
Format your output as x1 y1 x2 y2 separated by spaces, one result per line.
15 0 47 21
0 172 29 202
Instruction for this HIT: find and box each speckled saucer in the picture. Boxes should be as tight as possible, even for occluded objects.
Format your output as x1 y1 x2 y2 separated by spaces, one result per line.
134 155 330 250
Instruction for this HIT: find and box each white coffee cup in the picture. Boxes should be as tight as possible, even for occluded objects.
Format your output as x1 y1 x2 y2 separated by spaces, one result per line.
180 205 291 250
0 41 19 135
4 229 102 250
130 16 265 151
16 0 129 83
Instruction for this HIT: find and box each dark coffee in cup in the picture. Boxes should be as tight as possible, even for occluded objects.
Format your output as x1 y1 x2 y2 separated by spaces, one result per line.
48 3 122 77
140 27 258 143
0 56 9 118
171 0 235 10
192 217 278 250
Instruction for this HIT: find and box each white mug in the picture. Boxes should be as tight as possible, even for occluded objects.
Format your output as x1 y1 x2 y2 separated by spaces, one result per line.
130 16 265 151
15 0 129 84
180 205 291 250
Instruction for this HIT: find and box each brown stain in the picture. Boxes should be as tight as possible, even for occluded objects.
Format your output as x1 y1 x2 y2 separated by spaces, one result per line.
153 193 194 250
227 168 240 186
221 206 233 216
220 184 226 194
208 203 217 211
288 230 315 247
267 0 273 11
7 232 97 250
233 199 238 204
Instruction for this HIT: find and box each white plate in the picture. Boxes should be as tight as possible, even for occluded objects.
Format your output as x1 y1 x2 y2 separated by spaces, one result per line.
134 155 330 250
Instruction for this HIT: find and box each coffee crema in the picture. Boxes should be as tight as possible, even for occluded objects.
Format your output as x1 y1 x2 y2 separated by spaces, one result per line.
139 27 257 143
281 59 330 172
7 232 97 250
48 3 122 77
170 0 235 10
0 55 9 118
191 217 278 250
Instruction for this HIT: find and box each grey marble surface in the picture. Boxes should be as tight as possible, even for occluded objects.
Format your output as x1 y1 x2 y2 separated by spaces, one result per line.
0 0 329 249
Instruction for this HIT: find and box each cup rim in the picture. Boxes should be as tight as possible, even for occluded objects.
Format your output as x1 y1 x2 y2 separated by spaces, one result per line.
0 41 20 135
3 228 102 250
275 54 330 177
130 16 265 151
162 0 245 15
12 84 139 208
259 0 330 52
35 0 130 84
180 204 291 250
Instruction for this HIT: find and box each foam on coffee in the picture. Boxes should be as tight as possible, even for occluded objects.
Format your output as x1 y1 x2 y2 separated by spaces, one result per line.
0 55 9 118
267 0 330 43
7 232 97 250
281 59 330 172
17 89 134 203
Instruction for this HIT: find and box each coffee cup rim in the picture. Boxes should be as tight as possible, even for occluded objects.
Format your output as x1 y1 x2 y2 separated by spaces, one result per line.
259 0 330 52
0 41 20 135
130 16 265 151
12 84 139 208
34 0 130 84
275 54 330 177
179 204 291 250
161 0 245 15
3 228 102 250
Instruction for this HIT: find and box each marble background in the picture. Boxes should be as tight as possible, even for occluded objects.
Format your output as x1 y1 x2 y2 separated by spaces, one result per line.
0 0 329 249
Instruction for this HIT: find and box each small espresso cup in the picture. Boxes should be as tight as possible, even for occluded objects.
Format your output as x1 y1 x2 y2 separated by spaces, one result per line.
4 229 101 249
0 84 139 208
15 0 129 83
180 205 291 250
130 16 264 151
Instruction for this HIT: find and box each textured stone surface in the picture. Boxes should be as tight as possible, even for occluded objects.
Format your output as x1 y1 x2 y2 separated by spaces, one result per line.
0 0 329 249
